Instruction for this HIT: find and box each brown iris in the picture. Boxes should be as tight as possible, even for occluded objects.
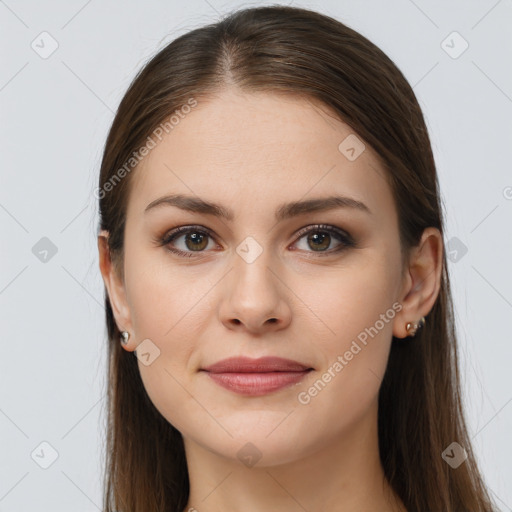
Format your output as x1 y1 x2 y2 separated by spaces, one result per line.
184 232 208 251
307 231 331 251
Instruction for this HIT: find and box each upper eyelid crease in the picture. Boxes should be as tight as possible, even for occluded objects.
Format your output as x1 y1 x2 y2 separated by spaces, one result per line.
160 224 354 257
144 193 372 221
164 223 351 241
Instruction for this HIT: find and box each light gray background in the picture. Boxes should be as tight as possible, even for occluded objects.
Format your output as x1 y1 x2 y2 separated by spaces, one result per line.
1 0 511 510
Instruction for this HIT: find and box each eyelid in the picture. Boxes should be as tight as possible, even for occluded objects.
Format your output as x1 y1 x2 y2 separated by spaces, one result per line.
159 223 355 257
159 224 220 255
292 224 353 244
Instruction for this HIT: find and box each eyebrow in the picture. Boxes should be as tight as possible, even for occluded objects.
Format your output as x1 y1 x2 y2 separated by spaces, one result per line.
144 193 372 221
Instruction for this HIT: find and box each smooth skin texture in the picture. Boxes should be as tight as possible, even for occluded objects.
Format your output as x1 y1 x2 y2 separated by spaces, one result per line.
98 88 443 512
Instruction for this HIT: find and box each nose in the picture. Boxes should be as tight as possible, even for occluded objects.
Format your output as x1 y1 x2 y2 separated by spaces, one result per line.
218 251 292 335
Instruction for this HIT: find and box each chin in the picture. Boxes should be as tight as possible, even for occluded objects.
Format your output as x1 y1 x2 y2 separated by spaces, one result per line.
191 425 313 469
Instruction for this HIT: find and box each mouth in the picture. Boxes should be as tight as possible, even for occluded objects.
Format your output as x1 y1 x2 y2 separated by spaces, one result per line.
200 356 314 396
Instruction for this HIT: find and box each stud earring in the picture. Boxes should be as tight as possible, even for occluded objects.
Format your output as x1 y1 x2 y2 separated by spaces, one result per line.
120 331 130 345
405 316 426 338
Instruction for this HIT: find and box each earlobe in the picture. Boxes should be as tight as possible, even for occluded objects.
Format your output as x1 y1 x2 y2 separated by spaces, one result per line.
393 227 443 339
98 231 133 345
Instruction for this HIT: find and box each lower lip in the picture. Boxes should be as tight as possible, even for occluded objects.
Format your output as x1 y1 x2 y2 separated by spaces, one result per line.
202 370 312 396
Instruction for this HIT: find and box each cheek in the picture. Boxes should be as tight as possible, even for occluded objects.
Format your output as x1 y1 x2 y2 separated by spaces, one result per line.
288 297 396 454
123 253 215 433
124 248 214 341
292 256 399 405
122 253 208 387
299 256 399 345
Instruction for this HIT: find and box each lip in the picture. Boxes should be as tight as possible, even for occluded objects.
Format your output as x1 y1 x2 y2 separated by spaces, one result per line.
202 356 312 373
200 356 313 396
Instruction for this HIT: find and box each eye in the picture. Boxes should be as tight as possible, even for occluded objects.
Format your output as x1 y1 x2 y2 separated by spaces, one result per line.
291 224 355 256
159 224 355 258
160 225 218 258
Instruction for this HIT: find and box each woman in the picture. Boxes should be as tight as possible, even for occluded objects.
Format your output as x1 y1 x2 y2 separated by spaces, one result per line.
97 5 497 511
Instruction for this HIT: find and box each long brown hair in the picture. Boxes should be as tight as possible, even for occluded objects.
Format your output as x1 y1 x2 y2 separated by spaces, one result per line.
97 6 497 511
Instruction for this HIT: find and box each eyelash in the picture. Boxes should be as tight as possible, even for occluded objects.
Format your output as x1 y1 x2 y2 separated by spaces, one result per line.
157 224 356 259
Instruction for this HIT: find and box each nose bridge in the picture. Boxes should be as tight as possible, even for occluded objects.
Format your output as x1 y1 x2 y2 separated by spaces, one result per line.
230 234 279 301
218 233 291 331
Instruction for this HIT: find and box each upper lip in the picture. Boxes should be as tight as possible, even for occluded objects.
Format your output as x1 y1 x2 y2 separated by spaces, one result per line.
201 356 313 373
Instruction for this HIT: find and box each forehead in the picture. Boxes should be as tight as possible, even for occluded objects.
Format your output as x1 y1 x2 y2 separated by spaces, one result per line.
127 89 395 226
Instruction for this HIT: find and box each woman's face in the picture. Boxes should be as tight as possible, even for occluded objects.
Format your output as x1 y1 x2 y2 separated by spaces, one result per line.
108 88 412 465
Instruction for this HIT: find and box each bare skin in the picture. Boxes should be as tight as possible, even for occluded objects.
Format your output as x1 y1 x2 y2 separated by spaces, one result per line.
98 87 443 512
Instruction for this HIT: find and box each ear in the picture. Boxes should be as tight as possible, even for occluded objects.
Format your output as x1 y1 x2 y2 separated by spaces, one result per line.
393 227 444 339
98 230 134 350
